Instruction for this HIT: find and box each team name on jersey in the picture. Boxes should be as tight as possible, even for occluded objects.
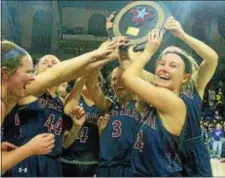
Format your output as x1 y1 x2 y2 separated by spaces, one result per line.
86 112 99 123
38 98 63 112
143 112 156 130
109 108 140 121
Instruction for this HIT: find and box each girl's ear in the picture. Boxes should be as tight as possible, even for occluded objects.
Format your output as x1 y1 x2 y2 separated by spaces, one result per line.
1 67 10 80
182 73 191 84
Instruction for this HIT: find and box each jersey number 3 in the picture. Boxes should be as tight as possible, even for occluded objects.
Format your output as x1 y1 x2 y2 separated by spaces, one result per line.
44 114 63 135
112 120 122 137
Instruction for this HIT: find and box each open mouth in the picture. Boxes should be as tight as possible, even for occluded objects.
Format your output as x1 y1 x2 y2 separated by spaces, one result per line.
159 76 169 81
116 86 124 92
158 73 170 81
23 78 35 89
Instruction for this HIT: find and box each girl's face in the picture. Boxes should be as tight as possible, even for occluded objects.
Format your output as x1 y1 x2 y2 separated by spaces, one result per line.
155 53 189 92
57 82 68 98
7 55 35 98
38 55 60 74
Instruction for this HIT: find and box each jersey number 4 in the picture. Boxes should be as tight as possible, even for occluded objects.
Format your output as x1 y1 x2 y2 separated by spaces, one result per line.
134 130 144 152
77 127 89 143
44 114 63 135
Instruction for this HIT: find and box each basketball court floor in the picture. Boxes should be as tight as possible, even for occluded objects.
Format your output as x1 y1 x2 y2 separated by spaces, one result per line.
211 158 225 176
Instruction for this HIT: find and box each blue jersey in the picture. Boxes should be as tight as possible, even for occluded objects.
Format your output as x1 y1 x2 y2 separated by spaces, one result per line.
180 88 202 140
37 91 64 156
99 100 143 167
179 85 212 176
61 96 103 164
2 91 64 157
2 100 44 146
2 105 26 145
132 108 182 177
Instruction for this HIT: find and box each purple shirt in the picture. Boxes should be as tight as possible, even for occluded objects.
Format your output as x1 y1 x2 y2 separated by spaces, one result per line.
211 129 224 141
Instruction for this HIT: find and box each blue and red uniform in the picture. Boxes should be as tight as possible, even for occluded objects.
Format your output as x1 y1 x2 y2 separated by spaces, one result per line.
2 91 64 177
96 100 144 177
179 85 212 176
132 108 182 177
61 96 103 177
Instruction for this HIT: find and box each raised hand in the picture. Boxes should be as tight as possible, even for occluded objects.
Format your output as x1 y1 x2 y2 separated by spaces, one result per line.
97 114 110 131
25 133 55 155
127 45 143 62
95 39 117 59
110 36 130 60
127 28 163 62
145 28 163 55
164 16 186 39
106 11 116 31
113 36 130 47
2 142 18 152
95 36 130 63
70 106 86 126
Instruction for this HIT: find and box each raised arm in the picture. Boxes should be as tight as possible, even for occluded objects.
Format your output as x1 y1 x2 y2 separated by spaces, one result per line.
116 41 156 111
63 78 87 148
164 16 218 98
64 77 86 115
106 15 156 85
63 106 86 149
122 29 186 135
85 37 130 111
86 69 112 112
126 46 156 85
24 40 117 96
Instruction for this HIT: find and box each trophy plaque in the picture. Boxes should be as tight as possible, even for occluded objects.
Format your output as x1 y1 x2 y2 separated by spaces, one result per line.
110 1 171 50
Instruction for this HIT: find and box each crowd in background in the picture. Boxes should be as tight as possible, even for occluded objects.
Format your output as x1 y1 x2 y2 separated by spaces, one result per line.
201 80 225 159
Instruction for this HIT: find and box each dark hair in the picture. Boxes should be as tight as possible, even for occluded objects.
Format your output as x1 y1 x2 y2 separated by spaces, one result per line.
1 40 28 71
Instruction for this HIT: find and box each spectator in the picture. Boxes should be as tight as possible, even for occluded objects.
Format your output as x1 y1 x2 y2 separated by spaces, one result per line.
213 119 218 127
201 124 211 153
217 80 224 90
208 86 216 107
203 121 209 132
214 110 222 121
201 124 209 144
216 88 224 116
211 123 224 159
208 123 214 134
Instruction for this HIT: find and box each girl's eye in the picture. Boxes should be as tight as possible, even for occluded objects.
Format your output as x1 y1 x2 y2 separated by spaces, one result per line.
170 64 177 68
158 61 165 66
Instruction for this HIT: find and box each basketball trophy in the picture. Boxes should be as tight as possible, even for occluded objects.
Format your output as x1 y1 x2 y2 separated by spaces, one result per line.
108 1 171 50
